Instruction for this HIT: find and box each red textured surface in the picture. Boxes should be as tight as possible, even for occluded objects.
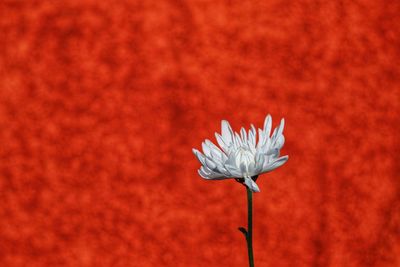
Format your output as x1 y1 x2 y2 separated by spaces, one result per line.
0 0 399 266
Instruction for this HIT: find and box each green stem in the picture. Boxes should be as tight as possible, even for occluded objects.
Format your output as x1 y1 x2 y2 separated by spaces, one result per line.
246 186 255 267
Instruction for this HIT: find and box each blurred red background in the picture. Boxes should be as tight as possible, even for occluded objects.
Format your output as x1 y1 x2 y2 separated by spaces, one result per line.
0 0 399 266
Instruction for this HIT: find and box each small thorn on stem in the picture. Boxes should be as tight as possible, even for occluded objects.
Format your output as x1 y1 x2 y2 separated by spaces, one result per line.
238 227 248 237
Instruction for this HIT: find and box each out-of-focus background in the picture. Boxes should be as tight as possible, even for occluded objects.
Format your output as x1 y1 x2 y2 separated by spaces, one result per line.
0 0 399 266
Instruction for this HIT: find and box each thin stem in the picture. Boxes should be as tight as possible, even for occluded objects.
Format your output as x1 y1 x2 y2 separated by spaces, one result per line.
246 186 255 267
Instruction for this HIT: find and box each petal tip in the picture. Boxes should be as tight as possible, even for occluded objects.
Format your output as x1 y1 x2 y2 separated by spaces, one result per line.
197 169 209 179
221 120 230 127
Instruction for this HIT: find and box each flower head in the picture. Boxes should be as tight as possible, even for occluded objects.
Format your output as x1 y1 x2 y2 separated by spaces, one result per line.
193 114 288 192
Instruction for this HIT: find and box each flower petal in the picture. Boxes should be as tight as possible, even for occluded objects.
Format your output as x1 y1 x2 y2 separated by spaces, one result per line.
225 151 237 166
198 167 227 179
240 127 247 143
257 128 266 150
216 165 230 176
205 139 227 160
234 132 242 146
221 120 234 145
262 155 288 173
248 126 256 149
273 135 285 150
202 142 212 157
257 136 271 154
225 164 242 177
266 146 279 159
244 176 260 192
263 114 272 137
271 118 285 141
254 152 265 173
277 118 285 137
215 133 229 153
192 148 206 165
240 163 247 174
205 157 217 170
247 162 256 174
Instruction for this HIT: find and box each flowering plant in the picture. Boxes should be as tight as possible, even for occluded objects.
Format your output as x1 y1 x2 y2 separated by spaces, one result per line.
193 114 288 266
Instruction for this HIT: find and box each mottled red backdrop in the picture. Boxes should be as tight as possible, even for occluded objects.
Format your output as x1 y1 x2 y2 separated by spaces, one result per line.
0 0 399 266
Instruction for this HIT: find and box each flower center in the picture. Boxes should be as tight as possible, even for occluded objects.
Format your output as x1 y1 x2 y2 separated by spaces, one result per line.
234 147 255 172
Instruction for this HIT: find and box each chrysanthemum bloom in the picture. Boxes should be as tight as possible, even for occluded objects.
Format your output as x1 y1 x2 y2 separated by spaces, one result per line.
193 114 288 192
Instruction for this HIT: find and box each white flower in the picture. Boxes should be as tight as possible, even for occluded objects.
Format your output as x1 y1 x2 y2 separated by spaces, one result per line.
193 114 288 192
